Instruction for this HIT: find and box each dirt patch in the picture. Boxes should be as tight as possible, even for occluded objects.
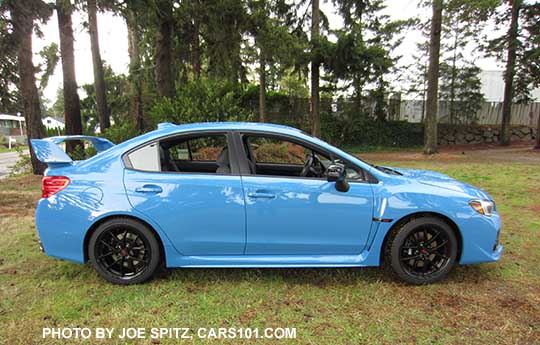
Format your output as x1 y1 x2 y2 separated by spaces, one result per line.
0 174 41 192
400 281 540 343
360 141 540 164
0 192 39 216
362 151 465 162
441 139 537 152
527 204 540 213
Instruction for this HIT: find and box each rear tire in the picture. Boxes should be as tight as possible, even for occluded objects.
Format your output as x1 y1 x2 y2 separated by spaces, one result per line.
383 217 458 285
88 218 161 285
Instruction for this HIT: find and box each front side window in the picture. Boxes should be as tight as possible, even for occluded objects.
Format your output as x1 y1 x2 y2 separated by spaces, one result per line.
243 134 366 181
242 135 328 179
249 137 309 165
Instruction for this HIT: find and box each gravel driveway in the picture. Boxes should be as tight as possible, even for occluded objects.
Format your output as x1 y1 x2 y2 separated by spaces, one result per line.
0 150 27 179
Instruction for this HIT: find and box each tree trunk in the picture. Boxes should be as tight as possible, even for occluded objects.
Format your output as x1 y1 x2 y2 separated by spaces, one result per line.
57 0 82 154
192 15 201 78
87 0 110 132
423 0 443 155
155 0 174 99
127 12 144 132
11 1 46 174
500 0 521 146
310 0 320 137
421 62 427 123
258 50 266 123
449 23 458 124
535 110 540 149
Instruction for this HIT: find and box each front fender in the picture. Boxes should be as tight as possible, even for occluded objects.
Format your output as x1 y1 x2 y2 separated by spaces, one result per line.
362 180 502 265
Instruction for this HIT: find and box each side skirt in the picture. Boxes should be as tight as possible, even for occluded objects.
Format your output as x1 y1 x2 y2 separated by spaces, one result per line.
165 252 378 268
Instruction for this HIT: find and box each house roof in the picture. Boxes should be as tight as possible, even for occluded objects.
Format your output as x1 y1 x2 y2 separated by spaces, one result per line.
0 114 25 122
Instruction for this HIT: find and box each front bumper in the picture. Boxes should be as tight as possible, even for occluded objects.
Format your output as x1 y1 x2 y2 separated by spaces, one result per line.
459 212 503 264
492 244 504 260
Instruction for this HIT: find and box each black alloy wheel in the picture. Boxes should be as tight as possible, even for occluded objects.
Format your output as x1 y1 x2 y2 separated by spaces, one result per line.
384 217 458 285
89 218 161 285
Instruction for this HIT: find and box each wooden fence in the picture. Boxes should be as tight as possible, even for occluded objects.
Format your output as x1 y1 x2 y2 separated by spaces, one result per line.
251 97 540 127
398 100 540 126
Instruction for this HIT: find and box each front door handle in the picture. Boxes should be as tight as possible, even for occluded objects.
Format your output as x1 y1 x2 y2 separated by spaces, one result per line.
135 184 163 194
247 191 276 199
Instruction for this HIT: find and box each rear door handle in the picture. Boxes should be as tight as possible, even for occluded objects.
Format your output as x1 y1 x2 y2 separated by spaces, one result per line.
247 191 276 199
135 184 163 194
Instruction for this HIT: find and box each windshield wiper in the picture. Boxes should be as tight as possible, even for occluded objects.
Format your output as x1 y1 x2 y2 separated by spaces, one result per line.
373 165 402 175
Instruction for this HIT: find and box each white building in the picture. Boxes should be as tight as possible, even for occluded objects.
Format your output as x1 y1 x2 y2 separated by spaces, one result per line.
479 70 540 102
0 114 25 136
42 116 65 131
0 114 26 145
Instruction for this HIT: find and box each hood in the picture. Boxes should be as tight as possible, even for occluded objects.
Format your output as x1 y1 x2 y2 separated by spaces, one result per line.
386 167 492 200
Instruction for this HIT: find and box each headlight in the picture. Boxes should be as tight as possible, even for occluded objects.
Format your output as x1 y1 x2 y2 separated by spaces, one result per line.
469 199 495 216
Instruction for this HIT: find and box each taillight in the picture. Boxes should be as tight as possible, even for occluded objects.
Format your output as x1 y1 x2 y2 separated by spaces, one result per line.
42 176 70 198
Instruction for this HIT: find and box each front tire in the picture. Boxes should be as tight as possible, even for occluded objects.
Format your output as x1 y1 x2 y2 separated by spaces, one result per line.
384 217 458 285
88 218 161 285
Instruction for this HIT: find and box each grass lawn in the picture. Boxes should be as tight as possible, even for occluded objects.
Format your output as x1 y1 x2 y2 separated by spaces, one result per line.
1 151 539 344
0 145 28 154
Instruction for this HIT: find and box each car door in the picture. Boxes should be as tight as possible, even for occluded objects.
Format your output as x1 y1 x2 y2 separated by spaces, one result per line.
123 132 246 255
238 133 375 255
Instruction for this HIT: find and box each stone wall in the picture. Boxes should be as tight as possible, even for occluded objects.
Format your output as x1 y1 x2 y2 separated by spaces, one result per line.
438 125 537 146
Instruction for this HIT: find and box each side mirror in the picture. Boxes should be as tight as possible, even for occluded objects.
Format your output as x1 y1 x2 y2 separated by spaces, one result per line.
327 162 350 192
327 162 345 182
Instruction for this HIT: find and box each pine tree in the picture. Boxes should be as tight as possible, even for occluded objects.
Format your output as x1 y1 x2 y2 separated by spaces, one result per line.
247 0 305 122
57 0 83 153
424 0 443 155
310 0 321 137
155 0 174 99
328 0 408 115
87 0 110 131
5 0 51 174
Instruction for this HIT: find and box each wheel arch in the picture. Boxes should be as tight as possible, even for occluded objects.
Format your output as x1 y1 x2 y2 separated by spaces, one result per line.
83 214 167 266
380 211 463 264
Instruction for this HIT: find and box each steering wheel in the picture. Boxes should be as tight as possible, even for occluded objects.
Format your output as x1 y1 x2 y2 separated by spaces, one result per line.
300 153 324 177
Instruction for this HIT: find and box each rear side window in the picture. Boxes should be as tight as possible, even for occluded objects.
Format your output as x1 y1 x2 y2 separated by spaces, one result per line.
160 134 231 174
126 142 160 172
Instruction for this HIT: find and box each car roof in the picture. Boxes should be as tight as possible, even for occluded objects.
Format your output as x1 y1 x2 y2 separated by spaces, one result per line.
74 121 383 181
156 122 303 135
106 122 309 159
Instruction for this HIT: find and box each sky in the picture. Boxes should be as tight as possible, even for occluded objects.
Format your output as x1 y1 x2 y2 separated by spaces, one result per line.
33 0 504 105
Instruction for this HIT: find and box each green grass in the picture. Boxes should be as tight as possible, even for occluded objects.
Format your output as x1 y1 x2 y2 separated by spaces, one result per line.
0 145 28 153
1 157 540 344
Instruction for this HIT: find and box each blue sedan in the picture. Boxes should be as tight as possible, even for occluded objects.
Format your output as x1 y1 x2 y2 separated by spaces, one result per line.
31 122 502 285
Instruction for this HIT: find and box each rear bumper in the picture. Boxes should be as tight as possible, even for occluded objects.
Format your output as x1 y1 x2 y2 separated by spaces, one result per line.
35 197 88 263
